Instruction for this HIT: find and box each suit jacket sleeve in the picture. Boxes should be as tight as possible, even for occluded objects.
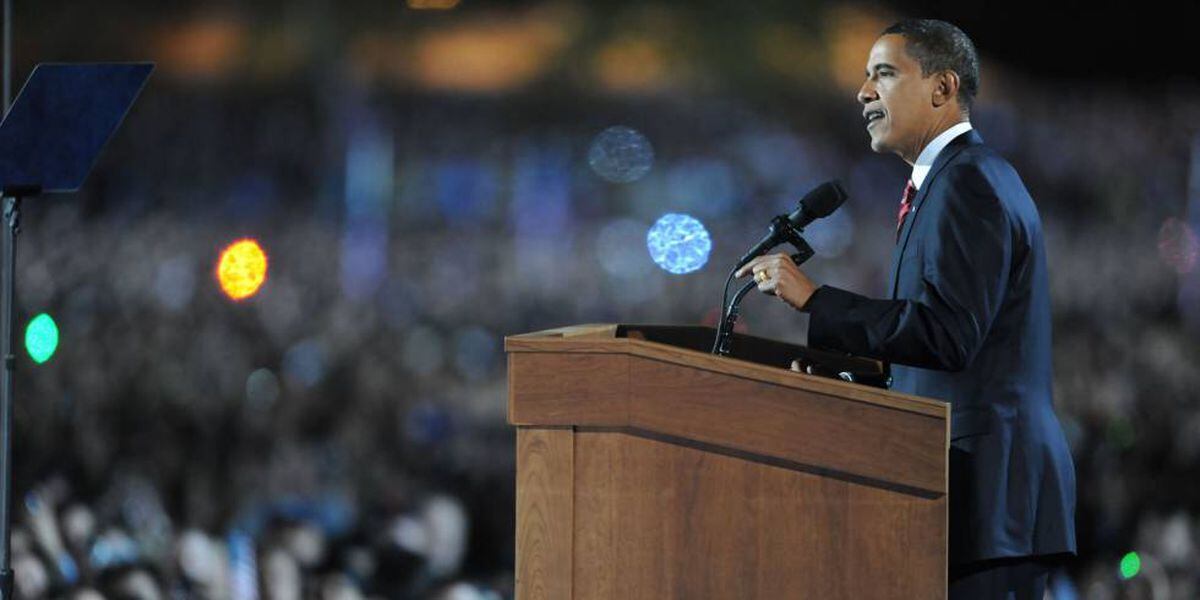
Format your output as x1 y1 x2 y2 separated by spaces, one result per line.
805 163 1013 371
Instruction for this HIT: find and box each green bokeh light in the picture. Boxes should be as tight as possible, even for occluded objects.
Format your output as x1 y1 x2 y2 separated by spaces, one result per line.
1119 551 1141 580
24 313 59 364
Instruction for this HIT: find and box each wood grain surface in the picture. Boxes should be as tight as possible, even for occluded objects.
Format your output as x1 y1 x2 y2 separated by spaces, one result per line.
516 427 575 600
508 352 630 426
571 429 945 599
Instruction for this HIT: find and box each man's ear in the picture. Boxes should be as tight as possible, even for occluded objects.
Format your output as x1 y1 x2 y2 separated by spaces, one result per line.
931 70 961 108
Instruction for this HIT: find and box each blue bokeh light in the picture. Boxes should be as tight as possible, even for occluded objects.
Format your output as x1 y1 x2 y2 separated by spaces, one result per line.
588 126 654 183
646 213 711 274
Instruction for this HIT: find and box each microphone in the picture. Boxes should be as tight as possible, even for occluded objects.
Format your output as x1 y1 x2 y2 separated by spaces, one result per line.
735 180 847 270
713 180 848 356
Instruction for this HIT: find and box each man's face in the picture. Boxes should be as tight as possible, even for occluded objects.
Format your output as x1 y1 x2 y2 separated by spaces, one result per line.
858 34 938 160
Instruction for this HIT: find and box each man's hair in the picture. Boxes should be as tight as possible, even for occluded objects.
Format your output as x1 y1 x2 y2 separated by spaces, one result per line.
881 19 980 113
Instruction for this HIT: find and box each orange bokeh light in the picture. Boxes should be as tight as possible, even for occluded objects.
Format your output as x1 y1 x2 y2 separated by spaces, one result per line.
407 0 460 8
216 239 268 300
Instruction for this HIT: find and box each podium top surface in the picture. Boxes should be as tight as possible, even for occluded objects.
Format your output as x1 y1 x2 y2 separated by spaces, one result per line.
506 324 947 419
0 62 153 194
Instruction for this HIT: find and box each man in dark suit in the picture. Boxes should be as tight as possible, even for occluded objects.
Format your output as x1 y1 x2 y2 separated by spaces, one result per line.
735 19 1076 599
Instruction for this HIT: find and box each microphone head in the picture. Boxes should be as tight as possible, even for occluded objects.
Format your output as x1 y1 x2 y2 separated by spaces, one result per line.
800 180 847 217
788 180 847 226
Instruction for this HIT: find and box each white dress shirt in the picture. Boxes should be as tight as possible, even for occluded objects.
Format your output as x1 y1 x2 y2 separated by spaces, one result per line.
911 121 973 190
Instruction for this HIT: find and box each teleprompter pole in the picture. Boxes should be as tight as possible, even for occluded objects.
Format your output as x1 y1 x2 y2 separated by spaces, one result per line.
0 194 18 600
2 0 16 595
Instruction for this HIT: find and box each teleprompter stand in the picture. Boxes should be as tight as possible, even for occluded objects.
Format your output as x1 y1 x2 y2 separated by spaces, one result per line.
0 62 152 599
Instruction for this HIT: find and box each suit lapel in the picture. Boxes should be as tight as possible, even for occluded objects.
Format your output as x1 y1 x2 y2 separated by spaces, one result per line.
887 129 984 299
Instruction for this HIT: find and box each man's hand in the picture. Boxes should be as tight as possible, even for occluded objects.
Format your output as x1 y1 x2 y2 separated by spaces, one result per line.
734 252 819 311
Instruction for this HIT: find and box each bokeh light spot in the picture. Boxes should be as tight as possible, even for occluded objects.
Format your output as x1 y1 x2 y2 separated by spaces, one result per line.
596 218 655 279
25 313 59 364
245 368 281 411
407 0 460 9
593 37 670 92
1157 217 1199 274
588 126 654 183
1119 551 1141 579
646 213 711 274
216 239 268 301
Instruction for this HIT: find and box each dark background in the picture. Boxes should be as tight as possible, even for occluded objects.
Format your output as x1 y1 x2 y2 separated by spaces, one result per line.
3 1 1197 598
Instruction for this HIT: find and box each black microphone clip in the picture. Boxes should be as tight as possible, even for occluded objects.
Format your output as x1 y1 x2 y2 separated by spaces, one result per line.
736 214 815 272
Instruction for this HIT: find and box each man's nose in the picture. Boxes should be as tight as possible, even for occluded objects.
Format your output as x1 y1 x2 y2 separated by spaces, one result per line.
857 80 876 105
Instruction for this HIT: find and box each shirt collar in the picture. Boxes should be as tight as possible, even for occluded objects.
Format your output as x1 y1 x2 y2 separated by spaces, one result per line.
911 121 973 190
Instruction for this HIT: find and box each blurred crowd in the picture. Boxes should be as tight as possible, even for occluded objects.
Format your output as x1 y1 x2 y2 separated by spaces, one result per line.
10 475 504 599
4 2 1200 599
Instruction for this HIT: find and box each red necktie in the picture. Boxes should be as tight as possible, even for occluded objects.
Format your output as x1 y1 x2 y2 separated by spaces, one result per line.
896 179 916 242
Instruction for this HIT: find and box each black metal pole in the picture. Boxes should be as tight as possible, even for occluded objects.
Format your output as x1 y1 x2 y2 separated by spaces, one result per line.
0 195 17 600
2 2 16 597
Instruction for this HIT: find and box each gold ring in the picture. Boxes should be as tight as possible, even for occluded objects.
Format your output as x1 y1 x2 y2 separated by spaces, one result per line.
755 270 768 283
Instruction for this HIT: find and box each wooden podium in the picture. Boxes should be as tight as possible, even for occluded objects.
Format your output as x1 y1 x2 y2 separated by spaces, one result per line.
507 324 949 599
